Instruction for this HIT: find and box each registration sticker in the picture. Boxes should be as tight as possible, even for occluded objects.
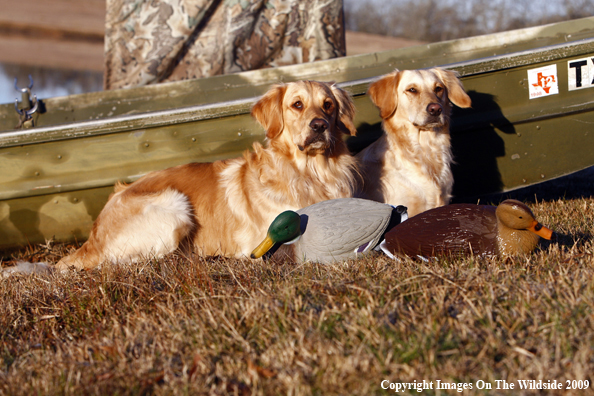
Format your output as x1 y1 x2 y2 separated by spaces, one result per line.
527 65 558 99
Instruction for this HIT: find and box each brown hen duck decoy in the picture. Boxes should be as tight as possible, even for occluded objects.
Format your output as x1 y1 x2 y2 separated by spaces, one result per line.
380 199 555 259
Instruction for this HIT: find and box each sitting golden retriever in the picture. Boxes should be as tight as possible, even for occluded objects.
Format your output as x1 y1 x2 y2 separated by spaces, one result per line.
356 68 471 216
56 81 359 270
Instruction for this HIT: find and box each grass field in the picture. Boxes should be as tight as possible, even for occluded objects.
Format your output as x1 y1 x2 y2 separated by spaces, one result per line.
1 169 594 395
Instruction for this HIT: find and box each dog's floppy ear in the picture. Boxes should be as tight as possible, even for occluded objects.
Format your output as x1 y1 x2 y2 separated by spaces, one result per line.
330 84 358 136
434 68 472 109
251 84 287 139
368 70 402 120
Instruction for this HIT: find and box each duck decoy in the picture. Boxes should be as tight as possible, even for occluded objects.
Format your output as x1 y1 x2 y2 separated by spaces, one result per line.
379 199 555 259
251 198 408 264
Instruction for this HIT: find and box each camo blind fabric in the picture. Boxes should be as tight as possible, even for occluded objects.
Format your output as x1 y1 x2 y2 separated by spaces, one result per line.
104 0 346 89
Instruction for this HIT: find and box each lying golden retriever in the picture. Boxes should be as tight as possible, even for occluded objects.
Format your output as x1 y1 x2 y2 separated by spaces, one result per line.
56 81 359 270
356 68 471 216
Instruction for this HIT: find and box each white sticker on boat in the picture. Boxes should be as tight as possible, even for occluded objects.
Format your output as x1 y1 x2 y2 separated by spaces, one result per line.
528 65 558 99
568 57 594 91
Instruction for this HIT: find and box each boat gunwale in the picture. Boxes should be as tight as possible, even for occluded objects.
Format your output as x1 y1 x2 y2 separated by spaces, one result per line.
0 36 594 148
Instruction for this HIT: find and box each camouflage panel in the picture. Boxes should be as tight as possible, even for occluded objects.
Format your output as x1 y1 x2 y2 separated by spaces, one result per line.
104 0 346 89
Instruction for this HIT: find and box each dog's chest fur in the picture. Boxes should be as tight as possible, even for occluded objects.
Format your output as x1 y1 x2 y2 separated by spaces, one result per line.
358 126 453 216
391 129 451 187
221 144 358 255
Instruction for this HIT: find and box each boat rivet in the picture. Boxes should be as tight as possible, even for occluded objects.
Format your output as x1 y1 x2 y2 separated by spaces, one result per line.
73 198 78 202
54 200 58 204
145 143 150 147
35 171 40 176
522 178 527 183
238 132 242 137
536 125 541 130
541 174 545 179
192 138 196 142
57 155 62 159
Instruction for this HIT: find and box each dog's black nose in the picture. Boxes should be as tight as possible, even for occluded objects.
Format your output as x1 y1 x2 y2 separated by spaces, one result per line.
427 103 442 116
310 119 329 133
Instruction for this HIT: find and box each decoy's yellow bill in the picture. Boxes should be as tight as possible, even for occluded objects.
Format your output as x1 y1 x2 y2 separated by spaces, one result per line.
250 235 275 259
529 221 554 240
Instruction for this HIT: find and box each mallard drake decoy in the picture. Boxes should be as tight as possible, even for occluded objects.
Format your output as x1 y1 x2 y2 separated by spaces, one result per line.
251 198 408 264
380 199 555 259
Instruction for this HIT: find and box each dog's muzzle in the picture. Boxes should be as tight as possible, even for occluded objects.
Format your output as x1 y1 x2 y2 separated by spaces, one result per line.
426 103 442 117
298 119 331 152
309 118 329 133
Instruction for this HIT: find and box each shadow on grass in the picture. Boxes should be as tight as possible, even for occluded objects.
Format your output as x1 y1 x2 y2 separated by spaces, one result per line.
540 232 591 251
453 166 594 204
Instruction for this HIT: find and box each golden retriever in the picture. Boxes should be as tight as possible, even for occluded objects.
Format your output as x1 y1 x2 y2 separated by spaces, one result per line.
356 68 471 216
56 81 359 270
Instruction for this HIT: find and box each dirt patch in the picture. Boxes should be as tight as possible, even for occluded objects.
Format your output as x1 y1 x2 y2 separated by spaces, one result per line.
0 0 104 35
346 30 426 55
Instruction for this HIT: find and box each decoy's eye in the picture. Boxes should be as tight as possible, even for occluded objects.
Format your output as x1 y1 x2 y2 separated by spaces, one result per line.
293 101 303 110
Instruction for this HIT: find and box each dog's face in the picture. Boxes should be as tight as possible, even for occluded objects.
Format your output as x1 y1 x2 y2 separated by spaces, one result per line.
251 81 357 155
368 68 471 130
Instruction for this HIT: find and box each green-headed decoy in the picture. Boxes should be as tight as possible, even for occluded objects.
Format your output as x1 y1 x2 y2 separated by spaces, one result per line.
380 199 555 259
251 198 408 263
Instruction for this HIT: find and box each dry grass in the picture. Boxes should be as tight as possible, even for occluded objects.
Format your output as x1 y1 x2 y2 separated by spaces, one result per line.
1 185 594 394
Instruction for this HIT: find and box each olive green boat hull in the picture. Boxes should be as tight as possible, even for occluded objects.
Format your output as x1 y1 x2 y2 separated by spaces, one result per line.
1 17 594 250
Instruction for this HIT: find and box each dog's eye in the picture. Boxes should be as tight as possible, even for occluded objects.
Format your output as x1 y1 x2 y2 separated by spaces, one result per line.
435 86 444 94
293 101 303 110
323 101 333 111
407 87 417 94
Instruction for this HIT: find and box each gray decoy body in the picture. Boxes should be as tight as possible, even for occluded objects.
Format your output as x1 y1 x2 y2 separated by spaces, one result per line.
251 198 407 264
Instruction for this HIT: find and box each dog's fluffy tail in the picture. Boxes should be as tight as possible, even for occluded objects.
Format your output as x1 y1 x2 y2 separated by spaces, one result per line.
2 261 53 277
